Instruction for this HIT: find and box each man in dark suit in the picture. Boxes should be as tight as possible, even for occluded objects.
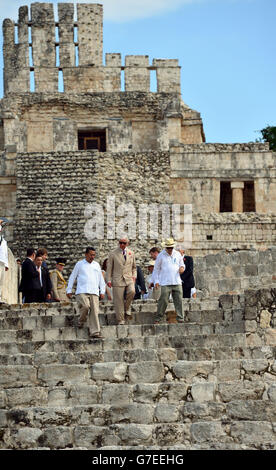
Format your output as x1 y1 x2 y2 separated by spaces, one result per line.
177 246 195 298
19 248 40 303
34 254 52 302
134 265 147 300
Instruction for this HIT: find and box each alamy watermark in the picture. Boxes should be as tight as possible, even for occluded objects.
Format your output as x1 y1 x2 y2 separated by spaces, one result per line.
84 196 193 247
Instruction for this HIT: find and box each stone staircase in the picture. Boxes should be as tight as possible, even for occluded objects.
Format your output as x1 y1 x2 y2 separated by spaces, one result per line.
0 294 275 450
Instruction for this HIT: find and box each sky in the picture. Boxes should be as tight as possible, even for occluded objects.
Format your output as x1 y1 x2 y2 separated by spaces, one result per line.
0 0 275 143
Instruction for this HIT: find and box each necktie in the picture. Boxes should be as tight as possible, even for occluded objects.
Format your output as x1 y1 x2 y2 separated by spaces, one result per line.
123 250 126 261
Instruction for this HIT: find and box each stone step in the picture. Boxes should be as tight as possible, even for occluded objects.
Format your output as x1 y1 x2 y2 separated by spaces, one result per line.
0 309 227 326
0 333 274 360
0 328 251 345
0 373 276 410
0 346 275 366
0 404 275 449
0 298 221 314
0 329 273 351
0 320 246 342
1 400 275 426
0 358 275 389
0 375 276 408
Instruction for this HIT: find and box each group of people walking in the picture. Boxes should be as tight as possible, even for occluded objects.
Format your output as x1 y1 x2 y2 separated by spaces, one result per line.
64 236 195 338
1 220 196 339
19 248 67 304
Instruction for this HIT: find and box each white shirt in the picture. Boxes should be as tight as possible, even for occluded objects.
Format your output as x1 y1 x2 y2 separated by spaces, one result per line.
152 249 184 286
67 259 106 296
0 238 9 268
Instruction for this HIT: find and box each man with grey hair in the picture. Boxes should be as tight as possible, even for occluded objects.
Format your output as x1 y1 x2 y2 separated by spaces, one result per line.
106 235 136 325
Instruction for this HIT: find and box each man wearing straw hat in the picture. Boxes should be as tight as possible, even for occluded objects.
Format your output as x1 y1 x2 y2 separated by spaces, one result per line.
152 238 185 323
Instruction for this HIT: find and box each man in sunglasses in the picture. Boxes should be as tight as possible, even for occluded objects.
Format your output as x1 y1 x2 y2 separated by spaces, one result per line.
106 236 136 325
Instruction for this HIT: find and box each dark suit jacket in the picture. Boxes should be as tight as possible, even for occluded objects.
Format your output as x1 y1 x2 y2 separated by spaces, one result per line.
40 266 52 301
19 259 52 302
19 258 40 295
180 255 195 289
134 266 146 299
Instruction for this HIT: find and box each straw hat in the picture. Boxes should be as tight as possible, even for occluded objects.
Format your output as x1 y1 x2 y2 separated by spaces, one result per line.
161 238 175 248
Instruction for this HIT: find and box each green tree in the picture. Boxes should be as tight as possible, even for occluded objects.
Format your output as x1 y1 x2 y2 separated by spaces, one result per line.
257 125 276 151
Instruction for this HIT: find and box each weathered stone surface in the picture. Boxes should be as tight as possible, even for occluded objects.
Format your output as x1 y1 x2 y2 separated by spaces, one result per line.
260 310 272 329
5 387 48 408
154 404 179 423
116 424 153 445
12 427 43 449
38 426 73 449
190 382 216 402
128 362 165 384
91 363 127 382
267 384 276 402
230 421 275 444
109 404 154 424
102 384 132 404
227 400 276 421
172 361 214 381
0 366 37 388
133 384 159 403
38 364 90 386
190 422 229 443
218 380 265 402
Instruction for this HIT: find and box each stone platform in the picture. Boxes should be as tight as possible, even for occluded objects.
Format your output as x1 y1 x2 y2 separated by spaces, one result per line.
0 291 275 450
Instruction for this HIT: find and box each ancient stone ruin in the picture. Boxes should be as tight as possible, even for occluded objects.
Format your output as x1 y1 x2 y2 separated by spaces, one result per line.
0 3 275 450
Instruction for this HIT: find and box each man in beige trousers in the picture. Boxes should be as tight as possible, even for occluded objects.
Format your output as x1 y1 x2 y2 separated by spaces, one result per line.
106 236 136 325
66 247 106 338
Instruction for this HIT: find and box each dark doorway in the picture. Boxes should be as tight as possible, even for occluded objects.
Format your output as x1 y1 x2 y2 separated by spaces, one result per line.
220 181 232 212
78 129 106 152
243 181 255 212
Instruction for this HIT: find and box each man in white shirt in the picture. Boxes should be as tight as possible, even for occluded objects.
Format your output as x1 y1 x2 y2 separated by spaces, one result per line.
153 238 185 323
0 219 9 304
66 247 106 338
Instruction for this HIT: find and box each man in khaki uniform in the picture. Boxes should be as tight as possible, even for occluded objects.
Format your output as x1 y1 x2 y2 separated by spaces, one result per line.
50 258 68 302
106 236 136 325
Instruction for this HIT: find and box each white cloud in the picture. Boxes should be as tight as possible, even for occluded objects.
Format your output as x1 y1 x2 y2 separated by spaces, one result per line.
99 0 200 22
0 0 255 24
0 0 203 24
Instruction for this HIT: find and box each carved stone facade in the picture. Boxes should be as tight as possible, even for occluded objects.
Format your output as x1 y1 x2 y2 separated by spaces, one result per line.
0 2 275 264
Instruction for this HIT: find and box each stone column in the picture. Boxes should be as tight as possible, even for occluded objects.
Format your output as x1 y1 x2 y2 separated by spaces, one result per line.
231 182 244 212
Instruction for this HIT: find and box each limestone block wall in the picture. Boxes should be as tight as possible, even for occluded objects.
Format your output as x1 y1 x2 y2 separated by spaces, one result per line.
0 175 16 242
194 247 276 297
1 92 188 154
3 3 181 95
170 143 276 214
1 248 19 304
188 213 276 255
